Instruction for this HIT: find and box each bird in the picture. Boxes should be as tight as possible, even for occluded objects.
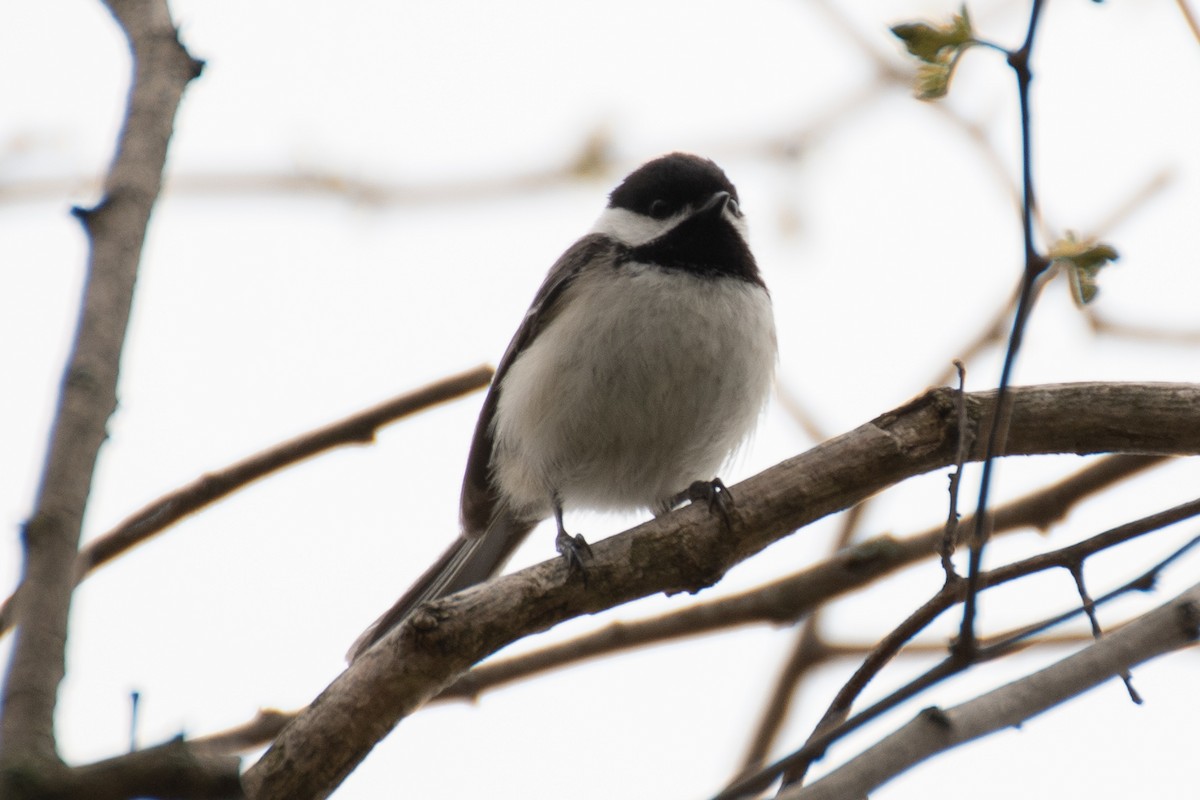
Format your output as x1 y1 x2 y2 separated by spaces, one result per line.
348 152 776 661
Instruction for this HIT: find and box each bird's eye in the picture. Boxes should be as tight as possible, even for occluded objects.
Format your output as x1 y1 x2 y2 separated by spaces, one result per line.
648 199 671 219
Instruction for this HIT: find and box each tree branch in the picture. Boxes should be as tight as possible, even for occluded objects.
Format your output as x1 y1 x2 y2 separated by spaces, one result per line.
721 509 1200 799
0 365 493 639
30 737 241 800
0 0 201 786
434 454 1162 704
191 711 294 757
961 0 1051 655
782 581 1200 800
242 381 1200 799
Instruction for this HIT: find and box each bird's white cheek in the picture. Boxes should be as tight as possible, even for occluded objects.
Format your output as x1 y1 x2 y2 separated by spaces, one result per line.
592 205 753 250
590 207 680 246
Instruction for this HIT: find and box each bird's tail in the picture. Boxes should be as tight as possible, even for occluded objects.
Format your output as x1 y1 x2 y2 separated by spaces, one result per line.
346 513 536 661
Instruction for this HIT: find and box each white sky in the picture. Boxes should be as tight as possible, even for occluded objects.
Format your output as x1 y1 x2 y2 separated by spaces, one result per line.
2 1 1199 798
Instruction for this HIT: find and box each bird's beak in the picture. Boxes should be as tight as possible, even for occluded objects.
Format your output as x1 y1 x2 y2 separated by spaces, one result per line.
698 191 731 218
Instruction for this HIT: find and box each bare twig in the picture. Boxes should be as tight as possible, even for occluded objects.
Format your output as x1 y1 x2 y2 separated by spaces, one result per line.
928 281 1023 388
84 365 491 571
0 365 492 639
736 503 867 776
930 167 1180 390
940 361 969 574
0 131 619 210
773 381 831 445
774 581 964 792
1068 564 1141 703
1084 312 1200 344
191 710 295 756
720 504 1200 799
126 628 1107 761
142 627 1108 759
782 580 1200 800
1176 0 1200 43
960 0 1051 656
737 622 830 777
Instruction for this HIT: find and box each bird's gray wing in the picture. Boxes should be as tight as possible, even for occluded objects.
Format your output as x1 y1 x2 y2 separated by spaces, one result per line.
458 233 618 536
347 233 618 661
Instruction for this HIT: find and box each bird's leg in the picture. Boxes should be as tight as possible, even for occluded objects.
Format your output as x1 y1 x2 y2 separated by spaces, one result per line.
553 499 592 578
670 478 734 530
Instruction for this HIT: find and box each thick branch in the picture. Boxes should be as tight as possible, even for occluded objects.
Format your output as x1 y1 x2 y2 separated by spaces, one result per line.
0 0 201 781
783 582 1200 800
20 737 241 800
242 381 1200 800
438 454 1162 701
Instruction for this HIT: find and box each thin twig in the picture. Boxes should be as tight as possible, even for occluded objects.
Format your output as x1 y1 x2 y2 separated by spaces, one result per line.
85 365 492 575
1176 0 1200 43
1084 313 1200 344
191 710 295 755
782 579 1200 800
1068 563 1141 703
930 167 1179 390
735 503 868 777
940 361 969 575
959 0 1051 657
773 381 831 445
719 501 1200 799
147 628 1109 758
0 132 620 210
0 365 493 638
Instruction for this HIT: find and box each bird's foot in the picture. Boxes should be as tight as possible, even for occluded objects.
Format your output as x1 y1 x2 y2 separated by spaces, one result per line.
674 478 735 530
555 527 593 583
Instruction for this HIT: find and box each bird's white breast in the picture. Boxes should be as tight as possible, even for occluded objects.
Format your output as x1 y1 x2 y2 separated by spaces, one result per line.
490 262 776 517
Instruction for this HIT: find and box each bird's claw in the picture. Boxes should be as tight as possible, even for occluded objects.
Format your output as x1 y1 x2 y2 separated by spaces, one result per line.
678 478 734 530
555 528 593 583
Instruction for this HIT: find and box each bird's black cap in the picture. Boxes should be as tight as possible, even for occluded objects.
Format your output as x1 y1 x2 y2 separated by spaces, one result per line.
608 153 740 219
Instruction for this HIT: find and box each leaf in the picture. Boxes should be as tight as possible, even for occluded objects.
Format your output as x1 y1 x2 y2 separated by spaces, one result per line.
891 5 974 64
891 5 975 99
1049 234 1120 306
1067 263 1101 305
915 60 953 100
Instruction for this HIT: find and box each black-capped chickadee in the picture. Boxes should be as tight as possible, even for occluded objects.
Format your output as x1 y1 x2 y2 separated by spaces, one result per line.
349 153 776 661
